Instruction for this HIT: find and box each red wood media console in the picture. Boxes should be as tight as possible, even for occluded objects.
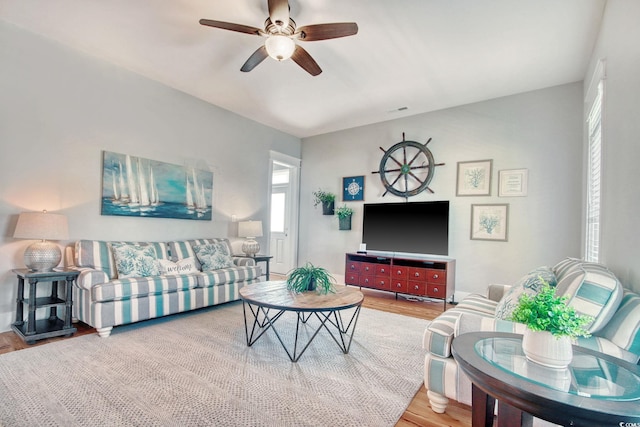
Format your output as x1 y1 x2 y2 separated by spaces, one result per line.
345 252 455 308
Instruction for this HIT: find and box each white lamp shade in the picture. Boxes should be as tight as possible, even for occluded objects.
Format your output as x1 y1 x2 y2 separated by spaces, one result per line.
14 211 68 271
265 35 295 61
238 220 263 238
14 211 69 240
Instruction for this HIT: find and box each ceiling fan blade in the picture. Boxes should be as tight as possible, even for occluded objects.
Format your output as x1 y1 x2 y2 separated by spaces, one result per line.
297 23 358 41
268 0 290 27
199 19 262 36
291 45 322 76
240 46 269 72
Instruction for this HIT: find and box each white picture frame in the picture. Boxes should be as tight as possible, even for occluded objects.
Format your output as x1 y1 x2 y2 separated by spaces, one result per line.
498 169 528 197
470 204 509 241
456 159 493 196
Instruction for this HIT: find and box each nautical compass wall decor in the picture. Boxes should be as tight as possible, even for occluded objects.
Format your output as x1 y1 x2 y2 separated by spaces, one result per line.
343 176 365 201
372 133 444 199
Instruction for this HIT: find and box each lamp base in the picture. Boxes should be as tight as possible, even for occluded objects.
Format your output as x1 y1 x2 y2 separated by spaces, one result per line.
242 238 260 257
24 240 61 272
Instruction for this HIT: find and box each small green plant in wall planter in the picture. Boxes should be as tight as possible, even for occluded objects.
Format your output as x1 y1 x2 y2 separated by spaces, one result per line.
335 205 354 230
286 263 336 294
313 189 336 215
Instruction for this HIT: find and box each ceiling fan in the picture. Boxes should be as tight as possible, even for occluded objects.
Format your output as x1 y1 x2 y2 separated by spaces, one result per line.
199 0 358 76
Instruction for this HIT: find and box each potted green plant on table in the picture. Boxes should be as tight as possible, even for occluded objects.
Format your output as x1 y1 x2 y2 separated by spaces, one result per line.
312 190 336 215
335 205 354 230
510 281 592 368
286 263 336 294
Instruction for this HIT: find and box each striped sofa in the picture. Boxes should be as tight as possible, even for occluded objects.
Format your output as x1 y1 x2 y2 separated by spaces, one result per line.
71 238 262 338
423 258 640 414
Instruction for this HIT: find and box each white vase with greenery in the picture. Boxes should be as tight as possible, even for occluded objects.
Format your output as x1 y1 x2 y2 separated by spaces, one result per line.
510 282 592 369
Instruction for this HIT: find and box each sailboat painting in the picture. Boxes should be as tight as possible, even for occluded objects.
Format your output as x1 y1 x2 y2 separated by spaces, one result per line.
101 151 213 220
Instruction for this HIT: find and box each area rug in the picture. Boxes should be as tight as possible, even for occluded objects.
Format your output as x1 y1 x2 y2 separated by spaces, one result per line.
0 302 429 427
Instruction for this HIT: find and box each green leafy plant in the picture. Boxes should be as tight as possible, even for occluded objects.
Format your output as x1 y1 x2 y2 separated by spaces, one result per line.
335 205 354 219
286 262 336 294
312 190 336 207
509 281 592 339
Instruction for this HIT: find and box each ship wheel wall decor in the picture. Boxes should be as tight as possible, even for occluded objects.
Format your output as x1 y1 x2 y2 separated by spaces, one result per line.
373 133 445 199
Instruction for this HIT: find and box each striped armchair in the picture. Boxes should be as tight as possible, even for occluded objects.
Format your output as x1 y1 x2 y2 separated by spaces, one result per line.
423 258 640 414
71 238 262 337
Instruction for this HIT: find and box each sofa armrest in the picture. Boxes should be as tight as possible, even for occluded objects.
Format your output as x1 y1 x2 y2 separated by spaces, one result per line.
487 284 511 302
233 256 256 267
455 312 526 337
71 267 109 290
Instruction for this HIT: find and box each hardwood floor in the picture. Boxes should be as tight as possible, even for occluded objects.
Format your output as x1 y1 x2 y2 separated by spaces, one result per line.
358 287 472 427
0 283 471 427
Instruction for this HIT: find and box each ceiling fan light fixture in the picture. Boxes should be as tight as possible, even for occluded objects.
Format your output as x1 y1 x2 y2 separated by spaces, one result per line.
265 35 295 61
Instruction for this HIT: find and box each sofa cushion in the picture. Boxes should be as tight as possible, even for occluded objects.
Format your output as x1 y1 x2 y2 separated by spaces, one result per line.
91 274 199 302
556 264 623 333
594 290 640 359
158 257 199 275
111 243 160 278
494 267 557 320
75 240 169 279
195 265 262 288
167 238 232 270
193 242 234 271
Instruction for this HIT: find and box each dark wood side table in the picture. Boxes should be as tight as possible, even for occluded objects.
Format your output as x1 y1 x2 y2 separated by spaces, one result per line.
252 255 273 280
452 332 640 427
12 268 79 344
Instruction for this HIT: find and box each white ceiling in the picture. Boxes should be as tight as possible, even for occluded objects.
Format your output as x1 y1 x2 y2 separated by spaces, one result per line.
1 0 606 138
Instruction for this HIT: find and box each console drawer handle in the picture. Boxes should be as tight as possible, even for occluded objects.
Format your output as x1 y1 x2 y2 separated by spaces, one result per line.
433 287 439 293
380 268 385 273
414 272 420 277
433 274 439 279
414 285 419 290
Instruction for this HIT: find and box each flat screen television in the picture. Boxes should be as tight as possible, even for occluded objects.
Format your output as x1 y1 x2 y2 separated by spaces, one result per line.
362 201 449 256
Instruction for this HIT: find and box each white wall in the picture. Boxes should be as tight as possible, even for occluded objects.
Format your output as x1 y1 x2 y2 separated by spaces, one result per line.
299 83 584 298
585 0 640 293
0 22 301 332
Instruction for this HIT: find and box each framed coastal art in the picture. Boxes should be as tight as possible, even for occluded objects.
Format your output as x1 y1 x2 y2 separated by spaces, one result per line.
470 204 509 241
498 169 529 197
456 159 493 196
101 151 213 220
343 175 365 201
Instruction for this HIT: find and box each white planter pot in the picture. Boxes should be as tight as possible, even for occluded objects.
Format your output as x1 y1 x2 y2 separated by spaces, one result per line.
522 329 573 369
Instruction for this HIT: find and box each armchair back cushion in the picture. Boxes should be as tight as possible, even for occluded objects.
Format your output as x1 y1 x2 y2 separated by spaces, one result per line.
555 263 623 333
595 291 640 357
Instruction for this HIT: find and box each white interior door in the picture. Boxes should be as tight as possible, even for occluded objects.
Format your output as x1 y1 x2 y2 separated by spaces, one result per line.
268 153 300 275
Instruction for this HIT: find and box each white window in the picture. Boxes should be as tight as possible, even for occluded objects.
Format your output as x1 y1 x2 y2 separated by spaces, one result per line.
585 61 605 262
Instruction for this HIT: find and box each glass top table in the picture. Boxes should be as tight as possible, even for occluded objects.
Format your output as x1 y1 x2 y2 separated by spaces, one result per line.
452 332 640 427
475 336 640 401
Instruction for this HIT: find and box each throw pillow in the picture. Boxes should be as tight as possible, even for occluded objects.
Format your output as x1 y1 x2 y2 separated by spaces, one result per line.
158 257 199 275
495 267 558 320
555 263 623 333
110 242 160 278
192 242 234 271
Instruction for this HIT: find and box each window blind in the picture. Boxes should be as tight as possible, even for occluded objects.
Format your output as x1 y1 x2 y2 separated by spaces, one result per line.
585 80 603 262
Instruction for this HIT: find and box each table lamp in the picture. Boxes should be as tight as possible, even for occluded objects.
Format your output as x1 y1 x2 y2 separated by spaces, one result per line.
238 220 263 257
14 210 69 272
